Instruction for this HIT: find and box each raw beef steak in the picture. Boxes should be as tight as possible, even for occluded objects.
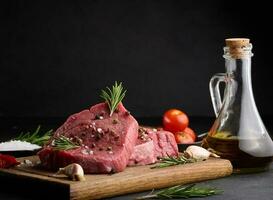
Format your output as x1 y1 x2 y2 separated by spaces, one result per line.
38 103 138 173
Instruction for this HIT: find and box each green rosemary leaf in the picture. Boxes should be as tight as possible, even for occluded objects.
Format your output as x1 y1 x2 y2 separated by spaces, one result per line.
100 81 126 116
135 184 223 199
14 125 53 146
151 154 196 169
52 136 80 151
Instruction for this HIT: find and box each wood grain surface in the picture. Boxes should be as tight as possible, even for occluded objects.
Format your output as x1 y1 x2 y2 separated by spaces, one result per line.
0 156 233 200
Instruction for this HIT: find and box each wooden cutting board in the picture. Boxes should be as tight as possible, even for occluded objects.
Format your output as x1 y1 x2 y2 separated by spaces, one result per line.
0 156 232 200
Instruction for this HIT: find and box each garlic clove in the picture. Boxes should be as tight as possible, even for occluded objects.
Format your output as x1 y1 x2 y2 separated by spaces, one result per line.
57 163 85 181
184 145 220 161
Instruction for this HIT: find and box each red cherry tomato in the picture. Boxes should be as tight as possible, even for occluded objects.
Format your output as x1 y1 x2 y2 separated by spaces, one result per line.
183 127 197 141
163 109 189 133
175 127 196 144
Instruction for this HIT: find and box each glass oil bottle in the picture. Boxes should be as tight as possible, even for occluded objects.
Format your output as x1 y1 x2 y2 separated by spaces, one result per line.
202 38 273 173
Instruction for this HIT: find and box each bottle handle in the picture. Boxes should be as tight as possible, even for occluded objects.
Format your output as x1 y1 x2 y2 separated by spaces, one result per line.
209 73 226 117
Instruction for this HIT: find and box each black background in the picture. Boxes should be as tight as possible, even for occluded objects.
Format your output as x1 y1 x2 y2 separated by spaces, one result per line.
1 0 273 118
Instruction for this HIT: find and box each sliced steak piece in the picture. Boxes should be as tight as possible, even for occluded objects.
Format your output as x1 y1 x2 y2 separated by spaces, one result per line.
149 129 179 158
128 128 178 166
38 103 138 173
127 128 156 166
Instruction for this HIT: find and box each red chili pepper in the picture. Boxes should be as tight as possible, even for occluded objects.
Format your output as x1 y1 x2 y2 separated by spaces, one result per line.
0 154 20 168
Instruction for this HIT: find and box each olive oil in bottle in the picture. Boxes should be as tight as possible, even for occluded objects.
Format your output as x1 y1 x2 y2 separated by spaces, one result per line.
202 133 273 173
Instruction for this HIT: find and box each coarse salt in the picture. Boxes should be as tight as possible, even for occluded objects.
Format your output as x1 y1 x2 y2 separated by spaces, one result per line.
0 140 41 151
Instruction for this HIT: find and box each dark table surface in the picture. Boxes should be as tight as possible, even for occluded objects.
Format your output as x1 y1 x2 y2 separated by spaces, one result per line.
0 116 273 200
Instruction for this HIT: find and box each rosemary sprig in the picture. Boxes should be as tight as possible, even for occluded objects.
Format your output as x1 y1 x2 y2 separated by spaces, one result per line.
100 81 126 116
151 154 196 169
135 184 223 199
52 136 80 151
14 125 53 146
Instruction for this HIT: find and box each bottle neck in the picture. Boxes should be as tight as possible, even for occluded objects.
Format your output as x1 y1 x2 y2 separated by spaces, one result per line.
223 43 253 83
224 57 251 78
222 46 256 121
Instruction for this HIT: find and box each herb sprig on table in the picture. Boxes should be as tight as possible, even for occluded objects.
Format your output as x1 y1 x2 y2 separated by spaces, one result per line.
52 136 80 151
135 184 223 199
100 81 126 116
151 154 196 169
14 125 53 146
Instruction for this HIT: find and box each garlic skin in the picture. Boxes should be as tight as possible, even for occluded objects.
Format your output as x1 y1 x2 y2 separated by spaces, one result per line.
57 163 85 181
184 145 220 161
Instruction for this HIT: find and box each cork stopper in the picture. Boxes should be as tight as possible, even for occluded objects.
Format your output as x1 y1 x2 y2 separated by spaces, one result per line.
225 38 251 59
